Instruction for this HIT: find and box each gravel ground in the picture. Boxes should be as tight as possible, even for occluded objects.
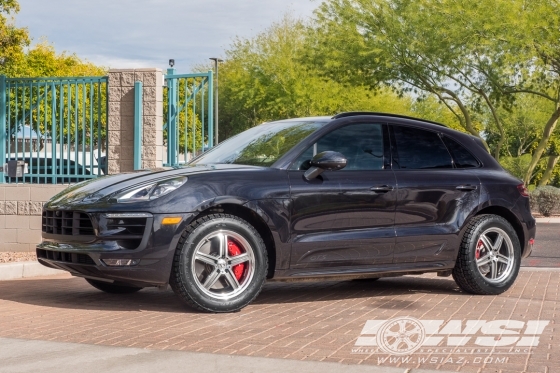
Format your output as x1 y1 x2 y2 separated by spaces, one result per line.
0 252 37 264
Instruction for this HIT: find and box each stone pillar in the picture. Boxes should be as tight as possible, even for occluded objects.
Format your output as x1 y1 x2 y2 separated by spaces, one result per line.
107 68 163 173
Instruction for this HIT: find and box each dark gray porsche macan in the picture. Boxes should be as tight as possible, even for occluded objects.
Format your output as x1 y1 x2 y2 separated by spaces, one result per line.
37 112 536 313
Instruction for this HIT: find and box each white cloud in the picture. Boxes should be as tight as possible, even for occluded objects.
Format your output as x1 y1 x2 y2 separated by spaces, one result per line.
16 0 318 71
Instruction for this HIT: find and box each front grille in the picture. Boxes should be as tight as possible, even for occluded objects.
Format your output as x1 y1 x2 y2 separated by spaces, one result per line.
42 210 94 236
37 249 96 265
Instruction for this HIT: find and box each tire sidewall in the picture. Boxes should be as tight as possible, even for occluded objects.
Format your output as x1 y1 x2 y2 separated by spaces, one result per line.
176 216 267 312
464 216 521 294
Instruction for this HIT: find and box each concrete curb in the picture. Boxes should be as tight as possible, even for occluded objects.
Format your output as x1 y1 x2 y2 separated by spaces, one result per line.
535 217 560 223
0 261 64 281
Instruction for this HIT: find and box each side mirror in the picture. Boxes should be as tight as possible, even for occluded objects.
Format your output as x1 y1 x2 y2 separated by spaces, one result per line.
304 151 347 180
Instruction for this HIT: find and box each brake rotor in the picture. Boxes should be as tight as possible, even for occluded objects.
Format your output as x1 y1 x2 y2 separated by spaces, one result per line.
227 240 246 281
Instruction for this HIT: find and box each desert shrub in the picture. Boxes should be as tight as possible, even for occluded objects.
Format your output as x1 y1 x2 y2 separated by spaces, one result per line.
531 186 560 217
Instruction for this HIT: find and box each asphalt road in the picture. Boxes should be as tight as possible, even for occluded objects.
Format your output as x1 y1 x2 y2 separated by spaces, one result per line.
521 222 560 267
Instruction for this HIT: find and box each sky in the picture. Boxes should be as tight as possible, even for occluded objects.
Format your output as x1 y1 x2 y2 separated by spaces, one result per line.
16 0 319 71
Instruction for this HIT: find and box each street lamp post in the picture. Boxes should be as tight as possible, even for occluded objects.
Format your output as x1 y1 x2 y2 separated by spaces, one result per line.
209 57 223 145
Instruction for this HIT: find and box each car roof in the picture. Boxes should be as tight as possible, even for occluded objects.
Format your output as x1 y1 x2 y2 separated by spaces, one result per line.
331 111 447 127
273 112 448 128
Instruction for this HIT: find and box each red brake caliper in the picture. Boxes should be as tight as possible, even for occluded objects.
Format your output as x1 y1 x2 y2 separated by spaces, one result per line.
227 240 246 281
476 240 483 259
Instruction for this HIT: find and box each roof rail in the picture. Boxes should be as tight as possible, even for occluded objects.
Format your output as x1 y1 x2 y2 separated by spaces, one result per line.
332 112 447 127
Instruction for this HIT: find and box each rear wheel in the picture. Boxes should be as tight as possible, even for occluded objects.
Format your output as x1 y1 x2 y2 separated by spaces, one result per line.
170 214 268 313
452 215 521 295
86 279 143 294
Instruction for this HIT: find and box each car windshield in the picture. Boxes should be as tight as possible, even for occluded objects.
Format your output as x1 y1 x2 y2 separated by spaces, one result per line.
190 120 327 167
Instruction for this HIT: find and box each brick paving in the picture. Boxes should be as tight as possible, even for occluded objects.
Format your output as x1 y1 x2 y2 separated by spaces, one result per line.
0 270 557 373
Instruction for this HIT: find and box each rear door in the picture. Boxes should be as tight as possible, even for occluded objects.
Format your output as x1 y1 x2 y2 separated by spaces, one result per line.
390 125 481 264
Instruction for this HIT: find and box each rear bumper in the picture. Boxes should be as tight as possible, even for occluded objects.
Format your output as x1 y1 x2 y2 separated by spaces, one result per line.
521 217 536 259
36 212 195 287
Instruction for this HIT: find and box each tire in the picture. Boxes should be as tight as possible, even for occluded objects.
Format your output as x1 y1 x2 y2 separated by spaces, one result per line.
170 213 268 313
452 214 521 295
86 279 143 294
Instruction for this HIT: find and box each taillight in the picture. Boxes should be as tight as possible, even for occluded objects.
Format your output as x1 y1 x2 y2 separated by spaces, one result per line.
517 183 529 197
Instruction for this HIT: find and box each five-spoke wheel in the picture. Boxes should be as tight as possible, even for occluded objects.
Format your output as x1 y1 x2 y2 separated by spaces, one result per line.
192 231 255 300
474 227 515 284
453 214 521 295
170 213 268 313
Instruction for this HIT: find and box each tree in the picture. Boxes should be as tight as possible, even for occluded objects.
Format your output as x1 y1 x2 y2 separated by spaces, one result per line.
311 0 560 184
0 0 29 76
495 0 560 184
310 0 534 157
216 15 414 139
15 42 105 77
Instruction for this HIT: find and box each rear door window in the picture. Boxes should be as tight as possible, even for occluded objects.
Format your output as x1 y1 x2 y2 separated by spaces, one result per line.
391 125 453 169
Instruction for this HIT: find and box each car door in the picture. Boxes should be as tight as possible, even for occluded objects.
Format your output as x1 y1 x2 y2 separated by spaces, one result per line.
389 124 481 264
288 122 397 269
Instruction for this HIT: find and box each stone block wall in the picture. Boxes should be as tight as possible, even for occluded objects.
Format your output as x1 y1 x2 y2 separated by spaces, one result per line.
107 68 164 173
0 185 67 252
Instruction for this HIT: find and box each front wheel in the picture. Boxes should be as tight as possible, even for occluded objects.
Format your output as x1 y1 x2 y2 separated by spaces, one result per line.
170 213 268 313
452 215 521 295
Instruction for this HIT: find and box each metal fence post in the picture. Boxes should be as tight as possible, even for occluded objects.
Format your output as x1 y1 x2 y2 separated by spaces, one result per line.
134 81 143 170
167 68 177 166
207 70 214 148
0 75 6 183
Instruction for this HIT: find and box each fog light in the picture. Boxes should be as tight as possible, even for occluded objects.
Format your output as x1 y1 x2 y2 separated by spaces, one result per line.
102 259 139 266
162 216 182 225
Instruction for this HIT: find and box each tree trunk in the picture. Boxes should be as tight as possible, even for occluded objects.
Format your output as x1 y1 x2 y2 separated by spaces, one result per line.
524 104 560 184
538 155 560 186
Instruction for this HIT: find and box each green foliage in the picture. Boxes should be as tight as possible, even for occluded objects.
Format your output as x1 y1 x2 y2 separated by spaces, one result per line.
310 0 560 183
309 0 532 148
500 155 533 181
216 15 415 140
531 186 560 217
16 42 106 77
0 0 29 76
0 2 107 153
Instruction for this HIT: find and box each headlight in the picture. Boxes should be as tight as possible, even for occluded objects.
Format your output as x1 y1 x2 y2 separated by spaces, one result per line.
115 176 187 203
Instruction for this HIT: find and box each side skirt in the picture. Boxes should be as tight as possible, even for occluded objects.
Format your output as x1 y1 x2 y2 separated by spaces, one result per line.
270 260 456 282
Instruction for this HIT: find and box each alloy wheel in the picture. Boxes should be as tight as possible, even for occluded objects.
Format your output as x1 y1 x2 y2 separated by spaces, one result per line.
474 227 515 284
191 230 255 300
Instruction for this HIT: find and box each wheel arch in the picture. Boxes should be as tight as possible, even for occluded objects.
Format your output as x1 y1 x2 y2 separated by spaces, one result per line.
475 205 525 251
195 201 277 279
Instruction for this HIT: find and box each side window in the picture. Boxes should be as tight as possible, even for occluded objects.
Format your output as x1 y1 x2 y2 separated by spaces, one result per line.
442 136 481 168
391 126 452 169
291 123 385 171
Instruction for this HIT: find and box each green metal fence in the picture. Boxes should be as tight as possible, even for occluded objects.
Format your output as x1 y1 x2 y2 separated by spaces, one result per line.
0 75 108 184
164 69 213 166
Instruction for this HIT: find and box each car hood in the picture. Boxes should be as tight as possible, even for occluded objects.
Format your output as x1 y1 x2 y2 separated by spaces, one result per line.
45 164 262 207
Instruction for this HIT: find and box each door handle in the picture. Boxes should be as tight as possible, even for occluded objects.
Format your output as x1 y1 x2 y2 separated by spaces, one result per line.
370 185 394 193
456 185 477 191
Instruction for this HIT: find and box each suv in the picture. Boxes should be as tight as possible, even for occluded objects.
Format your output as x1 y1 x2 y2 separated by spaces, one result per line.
37 113 536 313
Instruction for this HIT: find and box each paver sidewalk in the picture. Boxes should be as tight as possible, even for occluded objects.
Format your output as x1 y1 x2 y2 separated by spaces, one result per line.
0 337 443 373
0 269 557 373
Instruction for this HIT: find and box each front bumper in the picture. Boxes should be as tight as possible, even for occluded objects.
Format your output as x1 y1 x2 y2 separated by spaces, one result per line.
37 212 195 287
